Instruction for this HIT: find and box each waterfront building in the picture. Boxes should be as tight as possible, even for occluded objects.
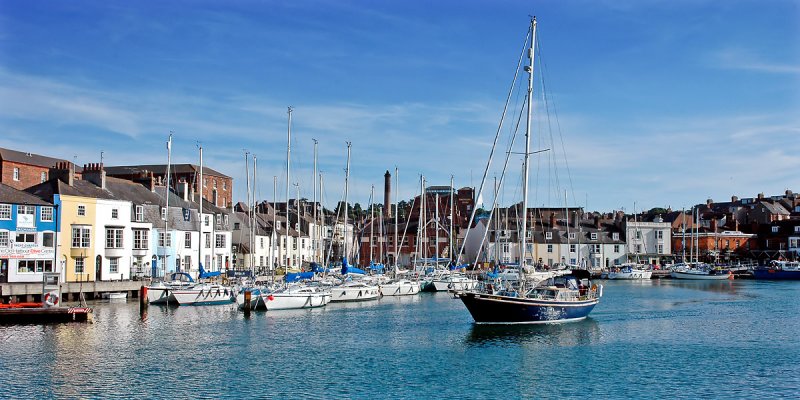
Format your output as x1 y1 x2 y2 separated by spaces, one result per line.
624 214 672 266
230 210 274 275
0 146 81 190
0 183 58 283
105 164 233 209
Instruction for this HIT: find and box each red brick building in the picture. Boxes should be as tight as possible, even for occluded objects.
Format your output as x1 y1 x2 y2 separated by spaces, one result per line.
0 147 82 190
105 164 233 209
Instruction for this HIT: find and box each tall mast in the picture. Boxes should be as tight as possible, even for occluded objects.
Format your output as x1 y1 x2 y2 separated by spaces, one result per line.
271 176 277 281
252 154 257 275
681 207 686 262
394 167 399 267
198 145 203 275
245 151 251 272
494 176 499 265
286 106 293 270
450 175 455 265
312 139 318 261
294 182 300 270
564 190 570 266
370 185 375 264
343 142 351 262
519 17 536 280
164 133 172 278
435 192 439 262
319 172 324 264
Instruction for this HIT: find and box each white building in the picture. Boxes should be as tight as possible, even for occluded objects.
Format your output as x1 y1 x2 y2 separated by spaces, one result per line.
625 216 672 265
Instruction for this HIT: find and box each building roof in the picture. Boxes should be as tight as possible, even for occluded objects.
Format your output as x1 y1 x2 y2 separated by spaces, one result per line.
758 201 790 216
105 164 230 179
0 146 83 172
0 183 52 206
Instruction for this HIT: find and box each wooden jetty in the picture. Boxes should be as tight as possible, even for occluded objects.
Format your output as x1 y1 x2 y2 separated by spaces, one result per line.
0 303 93 324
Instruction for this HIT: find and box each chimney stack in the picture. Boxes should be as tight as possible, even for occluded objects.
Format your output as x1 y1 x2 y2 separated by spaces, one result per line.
573 211 579 228
710 217 718 232
549 212 556 228
49 162 75 186
757 193 765 200
384 170 392 219
82 163 106 190
594 215 601 229
706 198 714 207
732 195 739 203
134 171 155 192
177 179 189 202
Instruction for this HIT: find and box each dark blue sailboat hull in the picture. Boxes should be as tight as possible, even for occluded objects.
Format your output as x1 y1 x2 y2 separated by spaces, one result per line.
458 292 598 324
752 269 800 280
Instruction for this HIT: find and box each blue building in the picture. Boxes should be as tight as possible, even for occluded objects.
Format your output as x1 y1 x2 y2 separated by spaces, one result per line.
0 183 59 283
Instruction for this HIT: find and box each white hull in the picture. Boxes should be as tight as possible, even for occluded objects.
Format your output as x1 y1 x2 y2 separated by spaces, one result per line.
330 285 380 302
261 292 331 310
146 287 174 304
433 276 478 291
172 286 235 306
103 292 128 299
608 271 652 280
380 281 420 296
670 271 731 280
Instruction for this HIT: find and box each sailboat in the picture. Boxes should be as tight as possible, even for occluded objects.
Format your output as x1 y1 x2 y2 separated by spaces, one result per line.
457 17 603 324
670 207 732 280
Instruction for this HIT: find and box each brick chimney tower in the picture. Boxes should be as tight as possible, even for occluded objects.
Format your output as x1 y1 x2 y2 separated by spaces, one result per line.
384 170 392 218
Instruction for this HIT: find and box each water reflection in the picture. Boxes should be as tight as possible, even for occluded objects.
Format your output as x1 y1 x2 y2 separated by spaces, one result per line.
465 318 600 347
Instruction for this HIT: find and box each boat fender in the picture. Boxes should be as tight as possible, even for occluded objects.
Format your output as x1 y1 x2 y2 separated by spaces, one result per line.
598 284 603 298
590 284 598 292
44 292 59 307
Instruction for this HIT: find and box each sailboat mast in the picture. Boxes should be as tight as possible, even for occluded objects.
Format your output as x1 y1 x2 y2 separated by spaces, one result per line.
245 151 251 272
198 145 203 275
286 106 293 271
312 139 318 261
520 17 536 278
164 133 172 278
494 176 499 265
370 185 375 264
681 207 686 262
435 192 439 262
450 175 455 265
343 142 351 262
394 167 399 266
272 176 277 280
252 154 257 276
564 190 570 266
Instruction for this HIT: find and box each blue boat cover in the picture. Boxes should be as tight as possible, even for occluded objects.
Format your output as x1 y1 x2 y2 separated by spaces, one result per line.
169 271 195 282
368 263 385 273
285 272 315 282
199 263 221 279
449 263 467 271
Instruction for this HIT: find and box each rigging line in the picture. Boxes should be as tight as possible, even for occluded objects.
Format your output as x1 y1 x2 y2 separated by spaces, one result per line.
473 93 528 265
538 35 576 206
457 25 531 264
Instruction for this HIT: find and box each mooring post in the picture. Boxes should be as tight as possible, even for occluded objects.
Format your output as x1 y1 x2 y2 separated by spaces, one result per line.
139 285 148 311
243 290 252 315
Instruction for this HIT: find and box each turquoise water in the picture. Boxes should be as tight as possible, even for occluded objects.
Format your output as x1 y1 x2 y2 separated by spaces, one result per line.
1 280 798 399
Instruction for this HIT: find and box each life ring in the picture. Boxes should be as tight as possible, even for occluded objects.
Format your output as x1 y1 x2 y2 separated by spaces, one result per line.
44 292 59 307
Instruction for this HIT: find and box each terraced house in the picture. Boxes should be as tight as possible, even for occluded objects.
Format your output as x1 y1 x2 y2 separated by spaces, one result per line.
0 183 58 283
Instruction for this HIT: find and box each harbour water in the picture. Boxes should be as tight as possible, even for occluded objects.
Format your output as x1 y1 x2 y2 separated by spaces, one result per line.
1 280 798 399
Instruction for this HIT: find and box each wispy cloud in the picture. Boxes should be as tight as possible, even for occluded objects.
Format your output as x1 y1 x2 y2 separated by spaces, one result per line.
710 47 800 74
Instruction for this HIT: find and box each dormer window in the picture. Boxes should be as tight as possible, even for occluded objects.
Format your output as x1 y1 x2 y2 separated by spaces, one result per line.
590 233 598 240
135 206 144 222
612 232 619 241
772 226 779 233
161 207 167 220
568 232 576 240
545 232 552 240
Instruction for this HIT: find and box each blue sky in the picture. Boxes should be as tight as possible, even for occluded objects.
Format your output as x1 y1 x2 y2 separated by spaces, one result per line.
1 0 797 212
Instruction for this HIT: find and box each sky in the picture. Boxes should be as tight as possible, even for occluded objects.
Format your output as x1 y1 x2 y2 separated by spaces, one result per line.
0 0 798 213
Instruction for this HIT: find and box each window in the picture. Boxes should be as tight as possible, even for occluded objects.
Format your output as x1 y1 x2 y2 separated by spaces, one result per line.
612 232 619 241
0 204 10 220
41 171 47 183
161 207 167 220
43 232 54 247
224 215 229 226
205 233 211 248
106 228 123 248
17 260 53 273
547 244 553 253
185 232 192 248
78 205 86 216
204 216 210 227
41 207 53 222
18 205 34 216
214 234 225 247
570 244 576 253
13 167 19 181
203 177 208 188
223 181 227 190
75 258 84 274
213 179 217 188
215 214 221 226
159 232 172 247
135 206 144 222
292 237 297 250
795 226 800 233
658 244 664 254
635 244 642 253
112 209 119 219
259 256 264 266
71 226 91 248
568 232 576 240
772 226 779 233
109 258 119 274
134 229 148 250
656 230 664 239
635 231 641 239
234 223 241 230
614 245 620 253
184 255 191 270
725 240 730 249
590 233 598 240
0 231 8 247
260 237 264 248
16 233 35 243
545 232 553 240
